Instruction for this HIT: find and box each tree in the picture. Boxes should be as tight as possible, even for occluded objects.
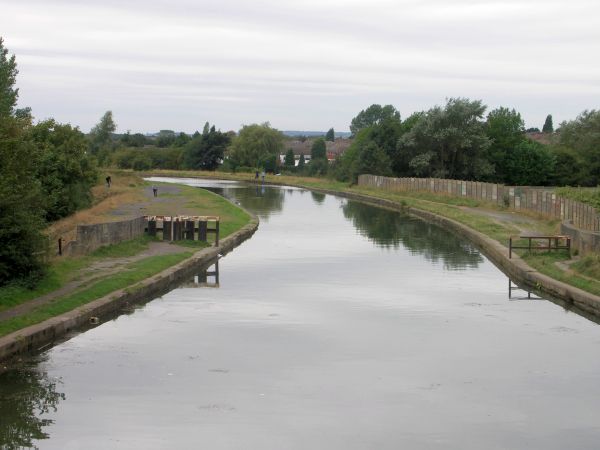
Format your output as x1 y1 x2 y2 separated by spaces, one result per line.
228 122 284 170
485 107 525 182
183 124 230 171
549 145 587 186
0 39 46 284
542 114 554 133
335 129 393 182
172 132 191 147
503 140 555 186
350 104 400 136
298 153 306 171
325 127 335 141
397 98 492 180
88 111 117 166
0 37 18 117
557 110 600 184
284 148 295 167
28 119 98 221
156 129 176 147
311 138 327 160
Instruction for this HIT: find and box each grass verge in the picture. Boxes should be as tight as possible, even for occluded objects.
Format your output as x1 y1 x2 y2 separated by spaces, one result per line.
0 253 192 337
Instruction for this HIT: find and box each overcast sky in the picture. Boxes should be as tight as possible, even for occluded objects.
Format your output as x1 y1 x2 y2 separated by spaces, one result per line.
2 0 599 133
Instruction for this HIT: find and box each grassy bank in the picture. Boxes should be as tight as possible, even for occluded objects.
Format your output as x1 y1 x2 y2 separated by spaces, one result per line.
139 169 600 298
0 252 192 337
0 172 252 337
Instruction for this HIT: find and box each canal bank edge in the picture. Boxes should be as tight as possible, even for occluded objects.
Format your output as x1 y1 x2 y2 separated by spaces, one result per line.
0 214 259 363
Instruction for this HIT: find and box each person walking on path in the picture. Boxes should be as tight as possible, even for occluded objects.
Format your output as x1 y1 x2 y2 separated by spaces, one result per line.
105 175 112 188
255 170 259 182
261 170 265 184
152 186 158 197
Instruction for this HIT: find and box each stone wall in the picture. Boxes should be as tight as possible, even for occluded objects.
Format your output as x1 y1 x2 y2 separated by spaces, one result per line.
65 217 147 256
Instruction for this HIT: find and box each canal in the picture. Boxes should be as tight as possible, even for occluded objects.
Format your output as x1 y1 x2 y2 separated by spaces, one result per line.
2 179 600 449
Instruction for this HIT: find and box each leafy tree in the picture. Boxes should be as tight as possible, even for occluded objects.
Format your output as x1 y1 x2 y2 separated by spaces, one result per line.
0 39 46 284
503 140 555 186
311 138 327 160
325 127 335 141
542 114 554 133
549 145 587 186
0 37 18 117
202 122 210 136
156 129 176 147
284 148 295 167
557 110 600 184
526 127 540 133
350 104 400 136
306 158 328 176
88 111 116 166
356 141 392 179
485 107 525 182
397 98 492 180
228 122 284 169
172 132 191 147
298 153 306 171
183 124 230 171
28 120 97 221
120 131 148 147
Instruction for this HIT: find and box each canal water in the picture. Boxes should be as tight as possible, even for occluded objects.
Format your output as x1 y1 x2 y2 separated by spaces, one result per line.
2 179 600 449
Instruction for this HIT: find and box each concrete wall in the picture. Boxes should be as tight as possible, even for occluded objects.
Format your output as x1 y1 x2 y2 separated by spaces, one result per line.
561 221 600 256
65 217 147 256
359 174 600 233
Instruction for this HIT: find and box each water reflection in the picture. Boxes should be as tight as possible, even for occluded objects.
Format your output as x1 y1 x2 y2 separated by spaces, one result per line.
342 201 483 270
0 359 65 449
180 260 220 288
208 184 285 220
311 191 326 204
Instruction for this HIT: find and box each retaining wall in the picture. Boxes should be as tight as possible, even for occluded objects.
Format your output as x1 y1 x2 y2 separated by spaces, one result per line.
561 221 600 256
359 174 600 233
65 217 147 256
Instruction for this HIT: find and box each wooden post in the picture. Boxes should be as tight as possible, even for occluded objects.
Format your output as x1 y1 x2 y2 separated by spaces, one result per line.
184 220 195 240
58 238 62 256
148 220 157 237
215 220 220 246
509 237 512 259
198 220 207 242
163 220 172 241
173 219 182 241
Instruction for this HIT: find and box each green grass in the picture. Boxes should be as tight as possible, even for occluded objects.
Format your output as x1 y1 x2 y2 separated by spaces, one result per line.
0 258 88 313
90 235 157 258
522 251 600 297
0 236 157 313
571 254 600 280
170 240 211 249
0 252 191 337
555 186 600 209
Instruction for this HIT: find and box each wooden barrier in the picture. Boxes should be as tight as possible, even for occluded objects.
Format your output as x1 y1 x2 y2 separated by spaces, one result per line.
145 216 220 246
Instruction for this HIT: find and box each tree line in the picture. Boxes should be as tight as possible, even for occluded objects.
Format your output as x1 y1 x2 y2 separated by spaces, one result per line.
335 100 600 186
1 39 99 286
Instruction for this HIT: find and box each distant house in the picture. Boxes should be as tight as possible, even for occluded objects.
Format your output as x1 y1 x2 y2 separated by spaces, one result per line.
280 138 352 164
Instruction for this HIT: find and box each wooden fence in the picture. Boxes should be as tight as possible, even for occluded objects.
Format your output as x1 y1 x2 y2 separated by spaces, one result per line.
358 174 600 232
